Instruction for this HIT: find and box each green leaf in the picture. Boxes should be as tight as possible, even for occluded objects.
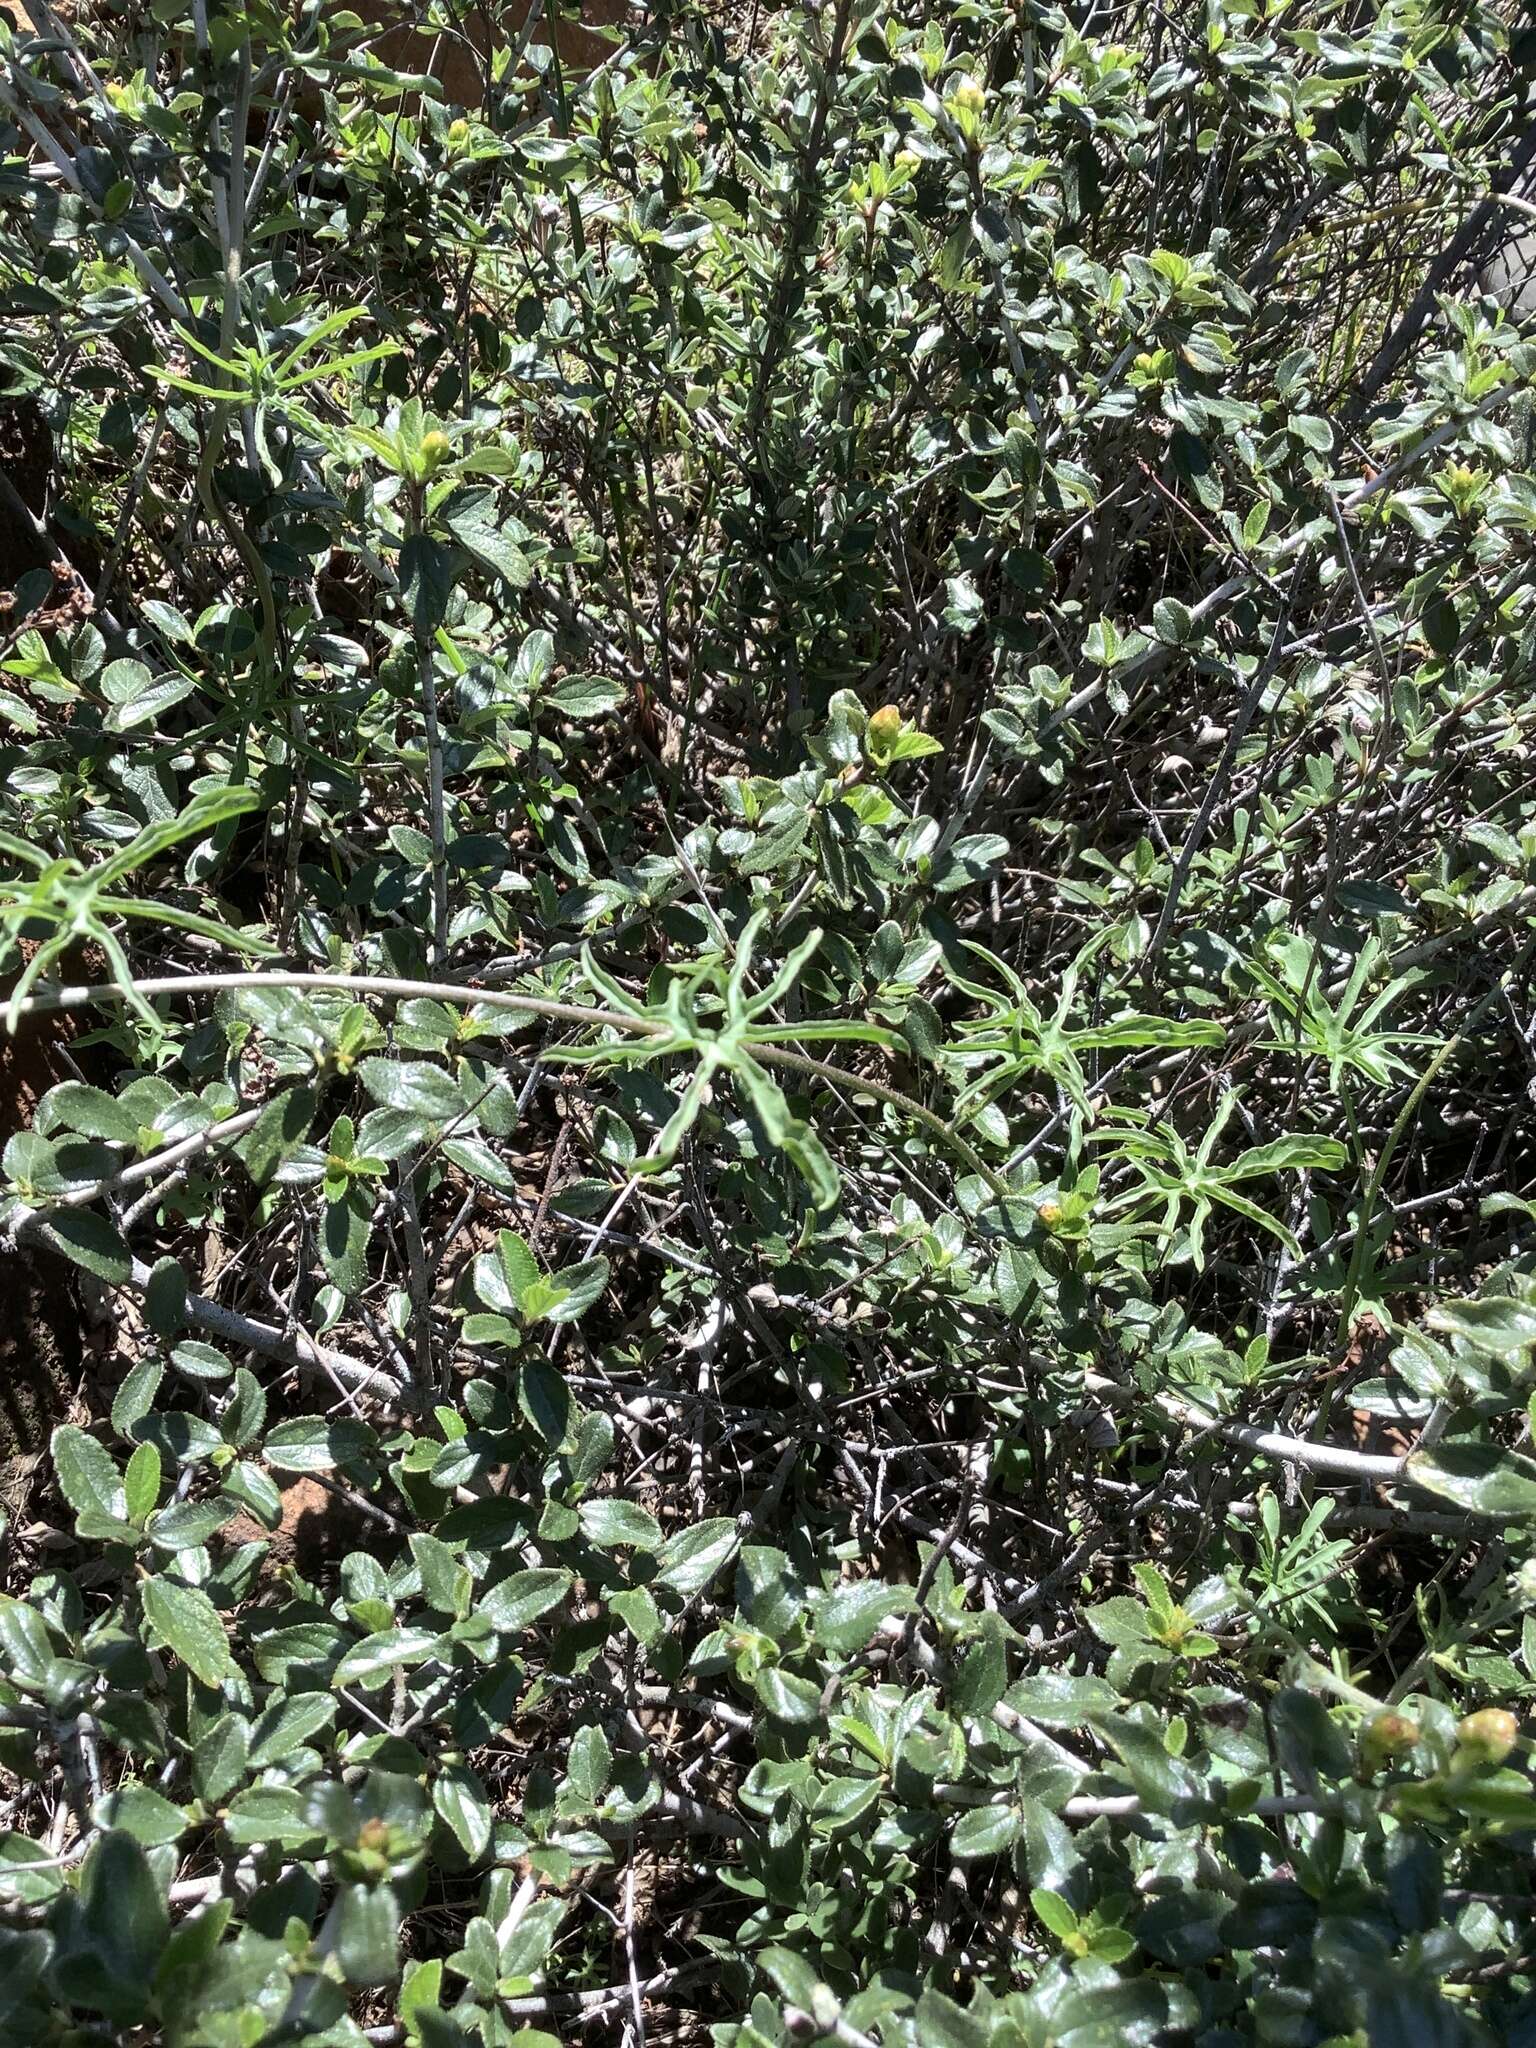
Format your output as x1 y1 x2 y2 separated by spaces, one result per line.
545 675 625 720
950 1803 1022 1859
517 1360 574 1447
760 1945 823 2010
412 1531 468 1614
480 1568 572 1633
951 1628 1009 1715
1086 1707 1197 1810
233 1085 317 1186
1428 1294 1536 1362
565 1721 612 1805
656 1517 738 1597
148 1497 237 1552
251 1620 351 1686
333 1627 444 1689
51 1425 124 1521
913 1987 990 2048
112 1360 164 1439
1086 1595 1153 1648
499 1893 565 1977
737 809 809 876
95 1779 188 1846
1230 1133 1348 1179
1006 1672 1120 1725
356 1106 428 1160
333 1879 403 1987
264 1416 377 1472
0 1595 54 1682
142 1256 187 1336
609 1586 662 1644
1365 1978 1469 2048
732 1056 841 1210
140 1576 234 1688
74 1507 141 1547
440 486 531 588
191 1715 251 1804
755 1667 824 1725
435 1763 493 1859
401 1954 446 2026
1151 596 1194 646
41 1081 140 1144
55 1830 168 2020
994 1242 1040 1318
153 1897 235 2034
540 1255 610 1324
359 1059 464 1122
223 1459 282 1528
441 1135 517 1192
578 1497 663 1551
1406 1440 1536 1519
401 532 454 634
1030 1884 1079 1939
0 1928 50 2028
249 1692 338 1766
1131 1559 1178 1628
814 1581 913 1656
220 1366 267 1448
136 1410 225 1466
37 1210 132 1284
222 1784 324 1848
932 833 1009 895
321 1185 374 1295
496 1229 540 1304
1289 412 1334 452
100 658 195 732
0 1831 66 1903
170 1339 230 1381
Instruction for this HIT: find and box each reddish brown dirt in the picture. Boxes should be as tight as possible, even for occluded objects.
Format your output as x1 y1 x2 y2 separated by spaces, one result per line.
224 1474 374 1576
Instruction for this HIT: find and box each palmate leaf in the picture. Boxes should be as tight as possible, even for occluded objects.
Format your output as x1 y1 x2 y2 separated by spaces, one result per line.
549 916 855 1205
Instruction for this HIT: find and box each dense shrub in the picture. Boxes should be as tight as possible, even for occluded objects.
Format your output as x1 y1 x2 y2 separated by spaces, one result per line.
2 0 1536 2042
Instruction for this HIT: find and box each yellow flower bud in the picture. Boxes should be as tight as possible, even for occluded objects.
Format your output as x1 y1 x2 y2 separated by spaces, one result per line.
1454 1708 1518 1768
1361 1710 1419 1768
419 430 452 472
951 75 986 114
867 705 903 750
